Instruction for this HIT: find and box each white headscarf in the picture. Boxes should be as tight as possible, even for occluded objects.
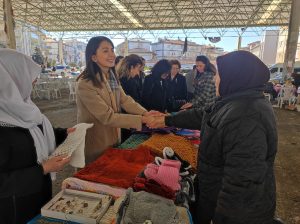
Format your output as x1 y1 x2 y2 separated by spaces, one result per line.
0 48 56 163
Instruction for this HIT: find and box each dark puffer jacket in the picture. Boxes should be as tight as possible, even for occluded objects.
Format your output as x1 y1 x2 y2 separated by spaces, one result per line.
166 89 277 224
0 126 67 224
166 51 278 224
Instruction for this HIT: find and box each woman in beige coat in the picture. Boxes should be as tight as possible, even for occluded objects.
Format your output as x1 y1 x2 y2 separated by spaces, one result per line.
76 36 153 164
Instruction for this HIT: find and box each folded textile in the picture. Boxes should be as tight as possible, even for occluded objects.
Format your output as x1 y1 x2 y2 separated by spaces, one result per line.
141 133 198 169
116 188 178 224
163 147 194 177
134 125 177 134
51 123 93 168
62 177 126 198
175 129 200 138
176 206 193 224
117 134 150 149
133 177 176 200
99 206 116 224
74 147 154 189
144 160 181 191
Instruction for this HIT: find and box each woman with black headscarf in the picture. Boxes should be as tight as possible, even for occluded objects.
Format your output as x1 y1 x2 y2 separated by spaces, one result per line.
141 59 171 112
146 51 279 224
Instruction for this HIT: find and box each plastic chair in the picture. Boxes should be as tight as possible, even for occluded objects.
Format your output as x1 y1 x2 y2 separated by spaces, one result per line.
50 80 62 99
264 93 271 101
277 86 296 108
68 81 76 102
35 82 51 100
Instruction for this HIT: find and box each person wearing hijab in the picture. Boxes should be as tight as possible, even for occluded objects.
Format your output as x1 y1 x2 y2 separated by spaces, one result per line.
166 59 187 112
0 49 73 224
142 59 172 112
146 51 279 224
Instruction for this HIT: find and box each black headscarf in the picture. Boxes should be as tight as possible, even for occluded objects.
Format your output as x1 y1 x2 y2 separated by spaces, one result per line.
216 50 270 97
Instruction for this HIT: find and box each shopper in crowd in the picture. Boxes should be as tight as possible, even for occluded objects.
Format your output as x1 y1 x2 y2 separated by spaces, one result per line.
185 64 196 100
146 51 278 224
292 72 300 90
138 56 146 86
115 55 124 68
76 36 155 163
117 54 143 104
0 49 74 224
181 55 216 111
264 81 277 99
117 54 144 141
142 59 171 112
166 59 187 112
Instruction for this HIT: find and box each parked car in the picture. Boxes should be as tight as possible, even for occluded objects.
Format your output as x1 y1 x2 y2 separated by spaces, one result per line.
269 61 300 81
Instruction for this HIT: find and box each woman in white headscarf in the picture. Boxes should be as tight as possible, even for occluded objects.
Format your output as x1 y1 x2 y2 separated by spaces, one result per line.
0 49 73 224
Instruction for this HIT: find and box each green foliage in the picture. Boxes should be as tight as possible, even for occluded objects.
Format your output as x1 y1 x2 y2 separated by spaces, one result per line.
68 62 77 67
32 47 44 65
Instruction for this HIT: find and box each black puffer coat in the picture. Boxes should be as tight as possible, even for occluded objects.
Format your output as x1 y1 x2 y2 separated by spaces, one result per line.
166 51 277 224
166 90 277 224
0 126 67 224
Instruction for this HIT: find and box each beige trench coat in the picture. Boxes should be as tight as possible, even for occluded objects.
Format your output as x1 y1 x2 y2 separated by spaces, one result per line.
76 76 147 164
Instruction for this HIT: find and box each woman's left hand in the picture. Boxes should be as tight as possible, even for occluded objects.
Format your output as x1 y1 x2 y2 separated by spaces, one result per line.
67 128 76 134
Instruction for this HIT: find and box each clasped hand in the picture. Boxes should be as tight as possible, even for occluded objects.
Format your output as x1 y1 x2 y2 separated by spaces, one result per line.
142 110 166 129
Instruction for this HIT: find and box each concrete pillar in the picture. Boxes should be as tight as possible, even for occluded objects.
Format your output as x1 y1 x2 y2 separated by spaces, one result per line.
124 38 129 56
4 0 16 49
237 35 242 50
58 38 64 64
282 0 300 81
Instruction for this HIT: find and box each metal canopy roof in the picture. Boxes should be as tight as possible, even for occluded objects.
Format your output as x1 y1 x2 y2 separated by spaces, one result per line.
2 0 292 32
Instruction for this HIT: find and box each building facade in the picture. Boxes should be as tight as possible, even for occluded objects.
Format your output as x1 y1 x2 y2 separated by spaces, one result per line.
151 38 205 62
276 27 300 63
63 39 86 66
260 30 279 66
116 39 153 60
241 29 279 66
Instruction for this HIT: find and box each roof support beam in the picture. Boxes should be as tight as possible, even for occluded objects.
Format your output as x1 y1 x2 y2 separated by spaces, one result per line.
283 0 300 80
3 0 16 49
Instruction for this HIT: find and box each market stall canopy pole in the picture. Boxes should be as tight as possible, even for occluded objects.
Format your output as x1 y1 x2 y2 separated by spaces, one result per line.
282 0 300 81
3 0 16 49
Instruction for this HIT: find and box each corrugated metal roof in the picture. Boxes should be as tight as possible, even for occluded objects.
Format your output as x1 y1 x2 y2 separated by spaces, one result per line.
1 0 292 32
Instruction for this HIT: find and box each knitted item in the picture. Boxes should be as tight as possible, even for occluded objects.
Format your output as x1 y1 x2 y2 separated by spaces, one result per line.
50 123 93 168
74 147 154 189
144 160 181 191
175 129 200 138
176 206 193 224
117 134 150 149
134 125 177 134
116 188 178 224
99 206 116 224
133 177 176 200
62 177 126 199
141 133 198 169
163 147 193 176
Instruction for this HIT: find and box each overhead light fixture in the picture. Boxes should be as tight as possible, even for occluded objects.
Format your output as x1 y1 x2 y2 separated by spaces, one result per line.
258 0 283 25
109 0 143 28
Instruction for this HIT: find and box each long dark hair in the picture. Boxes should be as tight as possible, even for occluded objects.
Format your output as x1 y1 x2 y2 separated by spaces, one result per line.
116 54 142 79
196 55 216 74
151 59 171 79
78 36 114 87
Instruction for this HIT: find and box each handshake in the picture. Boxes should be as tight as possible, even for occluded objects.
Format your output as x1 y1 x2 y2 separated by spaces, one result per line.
142 110 167 129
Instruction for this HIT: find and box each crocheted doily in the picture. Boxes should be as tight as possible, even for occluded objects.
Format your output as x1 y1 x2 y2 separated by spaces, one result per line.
50 123 93 168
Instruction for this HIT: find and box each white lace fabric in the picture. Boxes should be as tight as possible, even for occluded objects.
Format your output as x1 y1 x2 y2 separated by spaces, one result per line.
50 123 93 168
0 121 16 127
